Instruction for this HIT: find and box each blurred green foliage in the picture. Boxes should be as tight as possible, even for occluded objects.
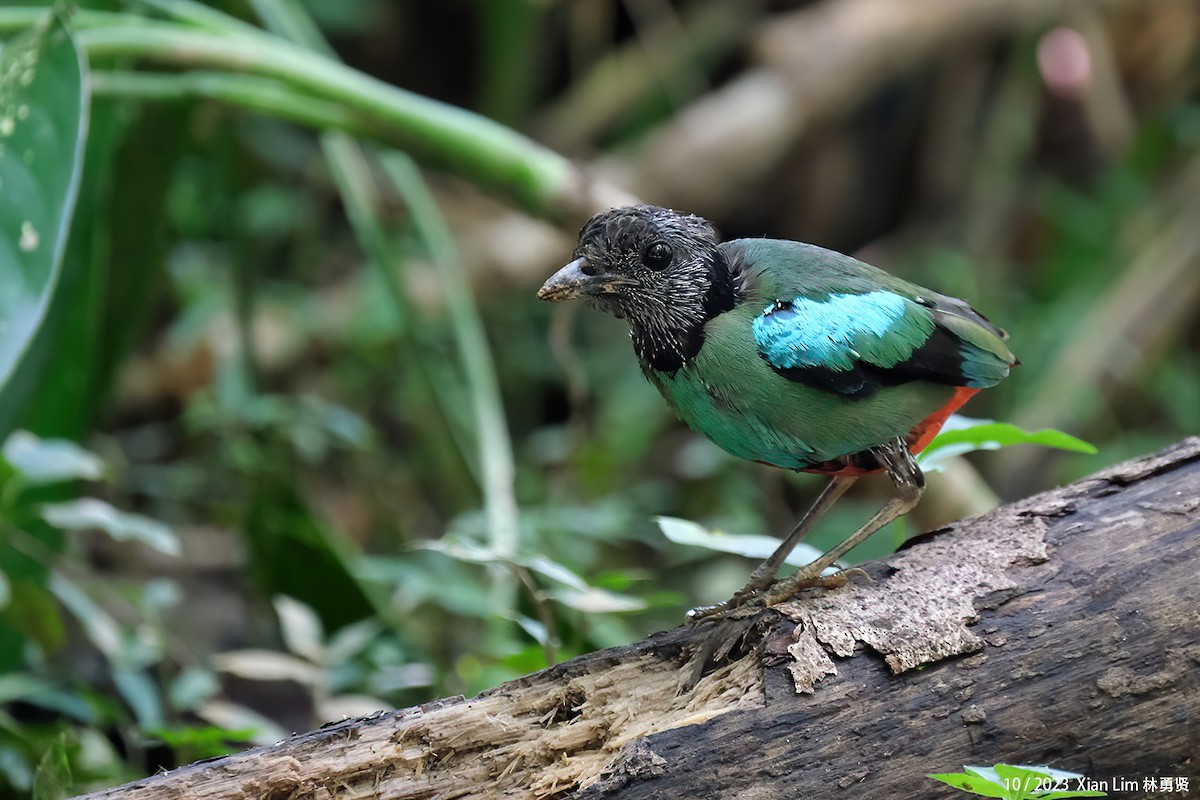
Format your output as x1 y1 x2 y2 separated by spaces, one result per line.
0 0 1197 795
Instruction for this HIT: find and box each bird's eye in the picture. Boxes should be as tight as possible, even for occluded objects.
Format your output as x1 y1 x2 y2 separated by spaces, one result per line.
642 242 673 271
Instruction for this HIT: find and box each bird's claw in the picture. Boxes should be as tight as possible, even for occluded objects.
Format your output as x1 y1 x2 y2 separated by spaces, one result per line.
685 579 775 623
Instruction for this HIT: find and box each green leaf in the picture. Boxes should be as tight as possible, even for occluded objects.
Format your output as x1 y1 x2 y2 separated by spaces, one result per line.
0 673 91 722
149 725 255 760
0 12 90 437
0 673 56 706
919 417 1097 472
935 765 1107 799
3 578 64 655
17 100 176 441
46 572 122 662
0 569 8 610
324 617 381 664
982 763 1106 798
40 498 179 556
422 537 591 590
513 613 549 646
549 587 646 613
928 771 1009 798
31 733 71 800
242 478 376 632
112 668 164 731
0 742 34 792
420 537 643 611
655 516 824 566
167 666 219 712
212 648 324 685
1 429 104 484
523 555 588 591
194 699 287 746
273 595 326 664
419 536 508 567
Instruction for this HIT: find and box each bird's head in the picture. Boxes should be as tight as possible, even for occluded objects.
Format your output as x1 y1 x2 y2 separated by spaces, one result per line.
538 205 723 327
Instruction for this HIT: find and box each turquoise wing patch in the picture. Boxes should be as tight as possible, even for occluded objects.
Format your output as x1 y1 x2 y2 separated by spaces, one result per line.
753 291 935 373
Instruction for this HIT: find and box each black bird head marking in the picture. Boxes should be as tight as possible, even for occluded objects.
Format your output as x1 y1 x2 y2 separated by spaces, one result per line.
538 205 738 372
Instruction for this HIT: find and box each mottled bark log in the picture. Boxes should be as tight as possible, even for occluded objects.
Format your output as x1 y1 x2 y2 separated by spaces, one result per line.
79 439 1200 800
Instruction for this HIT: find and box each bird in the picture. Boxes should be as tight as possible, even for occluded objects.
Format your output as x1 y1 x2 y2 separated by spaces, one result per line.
538 205 1016 620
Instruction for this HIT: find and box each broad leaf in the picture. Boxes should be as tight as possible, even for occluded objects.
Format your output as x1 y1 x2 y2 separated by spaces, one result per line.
41 498 179 556
149 724 254 760
211 649 324 685
2 429 104 484
524 555 589 591
273 595 326 664
655 516 824 566
324 617 381 664
0 673 90 722
167 667 220 712
19 102 183 441
0 12 89 435
47 572 121 661
195 699 287 747
513 613 549 645
934 765 1106 799
919 417 1097 472
112 667 164 731
549 587 646 613
422 537 592 590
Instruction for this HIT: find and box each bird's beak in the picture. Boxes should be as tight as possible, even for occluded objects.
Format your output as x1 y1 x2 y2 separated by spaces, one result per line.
537 258 627 301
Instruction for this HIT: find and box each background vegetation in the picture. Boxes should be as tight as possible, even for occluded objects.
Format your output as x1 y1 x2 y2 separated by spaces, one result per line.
0 0 1197 795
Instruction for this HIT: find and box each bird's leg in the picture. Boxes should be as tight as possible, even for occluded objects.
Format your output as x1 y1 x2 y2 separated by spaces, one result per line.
686 475 857 622
763 438 925 606
740 475 858 591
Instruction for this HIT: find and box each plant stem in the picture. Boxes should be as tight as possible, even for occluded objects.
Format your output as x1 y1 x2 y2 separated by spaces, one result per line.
0 9 134 31
78 21 575 217
127 0 264 35
91 70 373 131
2 6 582 219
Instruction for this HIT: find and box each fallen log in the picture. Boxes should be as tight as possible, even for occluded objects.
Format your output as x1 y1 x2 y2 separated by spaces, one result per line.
80 438 1200 799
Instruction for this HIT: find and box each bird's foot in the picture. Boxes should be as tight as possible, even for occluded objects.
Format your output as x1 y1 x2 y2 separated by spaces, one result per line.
763 567 870 606
686 567 869 623
685 569 784 623
685 587 767 624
